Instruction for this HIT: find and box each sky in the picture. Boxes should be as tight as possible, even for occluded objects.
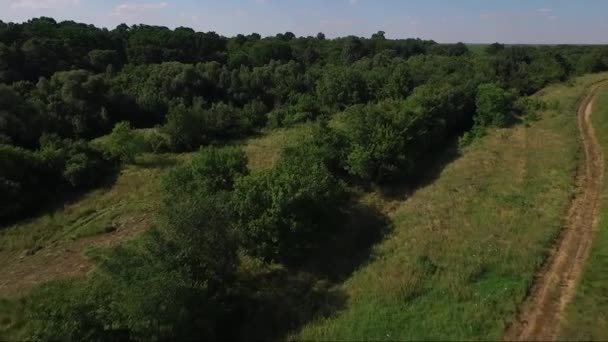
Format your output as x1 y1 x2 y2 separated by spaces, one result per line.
1 0 607 44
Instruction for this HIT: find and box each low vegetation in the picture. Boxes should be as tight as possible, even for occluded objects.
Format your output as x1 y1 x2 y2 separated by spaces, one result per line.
561 83 608 340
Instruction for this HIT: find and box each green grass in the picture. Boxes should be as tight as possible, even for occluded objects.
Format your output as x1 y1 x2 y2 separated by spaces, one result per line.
296 73 608 340
0 299 26 341
560 83 608 340
241 123 316 172
0 153 190 299
0 123 315 299
0 153 183 253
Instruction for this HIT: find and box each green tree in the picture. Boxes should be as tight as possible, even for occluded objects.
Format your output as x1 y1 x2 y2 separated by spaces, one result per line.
88 49 121 72
475 83 513 128
233 147 346 261
104 121 143 163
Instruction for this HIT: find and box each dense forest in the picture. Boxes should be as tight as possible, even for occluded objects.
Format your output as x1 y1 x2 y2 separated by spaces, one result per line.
2 16 608 340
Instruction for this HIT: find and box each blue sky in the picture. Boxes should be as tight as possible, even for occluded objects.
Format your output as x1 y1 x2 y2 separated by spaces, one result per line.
1 0 607 44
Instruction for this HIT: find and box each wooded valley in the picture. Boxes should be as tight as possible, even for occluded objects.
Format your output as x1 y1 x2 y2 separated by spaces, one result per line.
2 17 608 340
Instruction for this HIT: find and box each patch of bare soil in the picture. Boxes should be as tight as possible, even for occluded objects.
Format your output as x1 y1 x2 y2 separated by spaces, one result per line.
504 83 606 341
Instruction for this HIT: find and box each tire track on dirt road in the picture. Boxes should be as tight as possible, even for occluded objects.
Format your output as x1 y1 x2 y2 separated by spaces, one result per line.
504 82 606 341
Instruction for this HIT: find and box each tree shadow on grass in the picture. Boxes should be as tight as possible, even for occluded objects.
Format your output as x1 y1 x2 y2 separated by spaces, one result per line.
300 202 393 282
377 138 462 201
133 154 180 169
0 164 121 230
227 266 348 341
226 140 470 341
226 202 392 341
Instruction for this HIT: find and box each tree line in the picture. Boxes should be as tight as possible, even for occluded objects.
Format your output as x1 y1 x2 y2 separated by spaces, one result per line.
2 18 607 222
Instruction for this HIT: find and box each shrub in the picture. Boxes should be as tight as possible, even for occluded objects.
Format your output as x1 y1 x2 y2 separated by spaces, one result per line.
475 83 514 128
62 142 109 188
163 102 206 151
233 147 346 262
39 135 114 188
103 121 145 163
335 100 424 182
162 146 248 202
163 100 250 151
144 130 171 153
24 280 113 341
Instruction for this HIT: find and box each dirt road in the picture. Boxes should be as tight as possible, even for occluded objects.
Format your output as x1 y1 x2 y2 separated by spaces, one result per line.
504 83 606 341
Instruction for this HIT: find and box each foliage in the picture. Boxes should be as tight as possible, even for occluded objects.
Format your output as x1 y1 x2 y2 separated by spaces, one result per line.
103 121 144 163
233 146 346 261
0 144 44 221
475 83 514 128
162 100 249 151
0 136 115 222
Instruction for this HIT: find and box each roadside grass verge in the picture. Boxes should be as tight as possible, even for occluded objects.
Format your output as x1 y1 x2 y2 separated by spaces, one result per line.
296 73 608 340
560 83 608 340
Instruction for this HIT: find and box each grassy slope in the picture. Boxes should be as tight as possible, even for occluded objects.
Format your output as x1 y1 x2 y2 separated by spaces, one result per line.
0 153 188 297
0 124 314 297
297 74 608 340
0 125 316 340
560 84 608 340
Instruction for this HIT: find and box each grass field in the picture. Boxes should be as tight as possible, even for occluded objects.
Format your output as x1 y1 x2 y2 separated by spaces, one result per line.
560 83 608 340
296 73 608 340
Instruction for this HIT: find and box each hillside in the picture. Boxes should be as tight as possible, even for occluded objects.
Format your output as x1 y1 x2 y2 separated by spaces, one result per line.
297 74 608 340
2 73 606 340
561 82 608 340
3 17 608 341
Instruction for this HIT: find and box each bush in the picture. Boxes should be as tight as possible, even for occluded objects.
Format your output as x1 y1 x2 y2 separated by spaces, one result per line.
233 147 346 262
335 100 425 182
62 142 111 188
24 280 114 341
163 102 206 151
103 121 145 163
162 146 248 202
475 83 514 128
39 135 114 188
144 130 171 153
26 230 236 341
163 100 250 151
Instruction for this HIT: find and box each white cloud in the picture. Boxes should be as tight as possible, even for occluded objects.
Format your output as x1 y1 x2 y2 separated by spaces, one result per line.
113 2 168 16
537 8 553 13
9 0 79 10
